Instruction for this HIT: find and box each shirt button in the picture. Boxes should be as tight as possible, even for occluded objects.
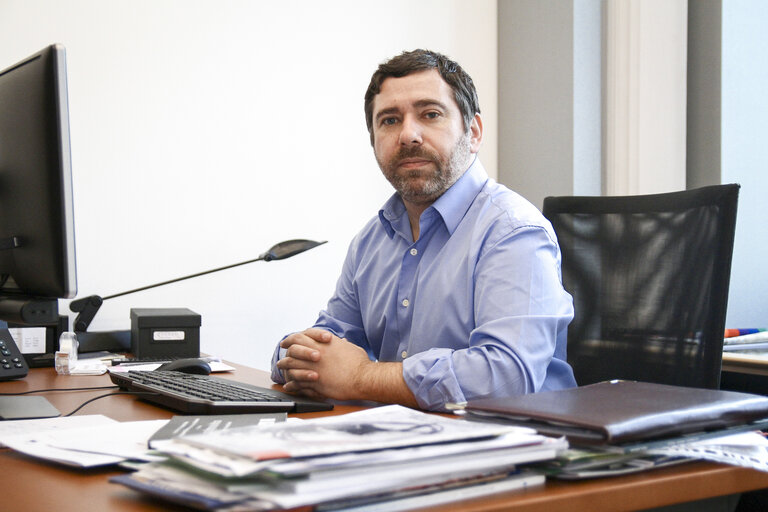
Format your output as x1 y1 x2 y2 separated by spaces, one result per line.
401 298 410 307
401 350 408 359
410 248 418 256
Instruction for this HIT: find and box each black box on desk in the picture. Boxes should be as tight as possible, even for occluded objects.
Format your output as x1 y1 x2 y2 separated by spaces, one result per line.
130 308 201 359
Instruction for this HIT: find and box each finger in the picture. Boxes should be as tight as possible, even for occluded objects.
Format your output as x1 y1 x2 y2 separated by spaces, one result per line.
283 379 309 393
285 344 321 362
283 380 323 399
281 333 324 351
280 332 311 349
281 368 319 382
276 357 313 373
303 328 333 343
276 360 303 383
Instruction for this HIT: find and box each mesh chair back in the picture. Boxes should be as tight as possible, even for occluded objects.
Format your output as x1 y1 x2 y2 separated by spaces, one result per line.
543 184 739 389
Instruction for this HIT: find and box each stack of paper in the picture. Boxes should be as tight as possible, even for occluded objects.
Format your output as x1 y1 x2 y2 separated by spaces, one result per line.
111 405 566 511
723 330 768 351
461 380 768 481
536 430 768 480
532 447 688 480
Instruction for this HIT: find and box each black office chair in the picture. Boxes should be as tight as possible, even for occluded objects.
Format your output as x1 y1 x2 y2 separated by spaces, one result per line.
543 184 739 389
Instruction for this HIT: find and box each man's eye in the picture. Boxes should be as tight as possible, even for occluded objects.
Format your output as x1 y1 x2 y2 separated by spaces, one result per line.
424 111 441 119
381 117 398 126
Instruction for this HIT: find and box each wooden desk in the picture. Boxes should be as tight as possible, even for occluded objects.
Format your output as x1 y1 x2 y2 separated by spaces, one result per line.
721 353 768 396
3 364 768 512
723 352 768 377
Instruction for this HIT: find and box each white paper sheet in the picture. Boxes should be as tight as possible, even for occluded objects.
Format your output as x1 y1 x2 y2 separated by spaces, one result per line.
0 414 117 447
1 417 168 467
649 431 768 472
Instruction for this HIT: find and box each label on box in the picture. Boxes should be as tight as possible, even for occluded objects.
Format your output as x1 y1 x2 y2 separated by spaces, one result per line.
153 330 186 342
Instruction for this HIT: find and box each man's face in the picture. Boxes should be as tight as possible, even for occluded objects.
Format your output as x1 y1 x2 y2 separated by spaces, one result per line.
371 69 482 207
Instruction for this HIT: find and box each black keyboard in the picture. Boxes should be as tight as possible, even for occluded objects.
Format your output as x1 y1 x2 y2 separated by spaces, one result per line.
109 370 333 414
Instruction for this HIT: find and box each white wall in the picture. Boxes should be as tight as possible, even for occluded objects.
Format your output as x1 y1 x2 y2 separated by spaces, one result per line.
0 0 498 371
721 1 768 327
498 1 688 207
497 0 602 208
604 0 687 196
688 0 768 329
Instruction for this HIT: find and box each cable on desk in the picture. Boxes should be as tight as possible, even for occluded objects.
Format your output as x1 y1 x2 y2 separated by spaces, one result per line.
64 391 160 416
0 385 119 395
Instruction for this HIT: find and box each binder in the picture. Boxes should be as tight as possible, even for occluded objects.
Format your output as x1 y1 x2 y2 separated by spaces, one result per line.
465 380 768 447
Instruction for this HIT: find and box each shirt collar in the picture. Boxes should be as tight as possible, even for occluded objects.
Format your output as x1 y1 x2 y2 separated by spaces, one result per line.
431 157 488 234
378 157 488 238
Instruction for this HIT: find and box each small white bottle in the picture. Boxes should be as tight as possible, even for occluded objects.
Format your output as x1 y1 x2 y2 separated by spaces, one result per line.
54 331 79 375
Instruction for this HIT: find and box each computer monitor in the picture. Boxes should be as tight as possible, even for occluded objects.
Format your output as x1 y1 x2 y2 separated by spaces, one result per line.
0 44 77 325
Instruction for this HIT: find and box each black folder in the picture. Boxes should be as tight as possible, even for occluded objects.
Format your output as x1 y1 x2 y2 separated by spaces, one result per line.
465 380 768 447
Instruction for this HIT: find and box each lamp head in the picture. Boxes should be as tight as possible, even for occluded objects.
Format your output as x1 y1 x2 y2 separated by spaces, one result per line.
261 239 327 261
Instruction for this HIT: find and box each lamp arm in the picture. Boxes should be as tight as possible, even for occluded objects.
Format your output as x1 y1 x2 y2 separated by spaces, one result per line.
69 294 103 332
68 239 326 333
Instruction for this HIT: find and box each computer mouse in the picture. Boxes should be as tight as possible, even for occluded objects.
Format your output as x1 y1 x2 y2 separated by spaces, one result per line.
156 358 211 375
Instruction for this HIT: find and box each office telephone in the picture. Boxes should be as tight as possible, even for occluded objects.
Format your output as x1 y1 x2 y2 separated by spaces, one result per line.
0 329 29 380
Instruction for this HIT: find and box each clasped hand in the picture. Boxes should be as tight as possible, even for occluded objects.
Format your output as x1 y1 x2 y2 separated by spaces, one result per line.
276 328 371 401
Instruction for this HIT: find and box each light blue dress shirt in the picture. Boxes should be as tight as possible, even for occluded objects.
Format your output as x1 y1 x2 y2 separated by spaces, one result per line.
272 158 576 410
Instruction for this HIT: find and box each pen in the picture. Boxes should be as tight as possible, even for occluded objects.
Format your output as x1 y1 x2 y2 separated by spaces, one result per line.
724 328 767 338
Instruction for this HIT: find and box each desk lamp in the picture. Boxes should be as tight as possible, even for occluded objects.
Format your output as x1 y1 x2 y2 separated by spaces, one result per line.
69 239 326 352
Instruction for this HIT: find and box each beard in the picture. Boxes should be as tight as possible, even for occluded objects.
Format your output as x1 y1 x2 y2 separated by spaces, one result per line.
376 132 472 206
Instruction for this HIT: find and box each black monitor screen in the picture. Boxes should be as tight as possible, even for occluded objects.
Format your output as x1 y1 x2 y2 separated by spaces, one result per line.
0 44 77 323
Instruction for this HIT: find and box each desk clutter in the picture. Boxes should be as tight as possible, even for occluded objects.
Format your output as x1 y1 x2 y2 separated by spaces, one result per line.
111 405 563 511
723 329 768 352
4 378 768 510
463 380 768 480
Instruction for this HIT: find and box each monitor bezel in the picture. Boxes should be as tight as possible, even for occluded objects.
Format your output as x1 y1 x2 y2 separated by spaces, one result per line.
0 44 77 314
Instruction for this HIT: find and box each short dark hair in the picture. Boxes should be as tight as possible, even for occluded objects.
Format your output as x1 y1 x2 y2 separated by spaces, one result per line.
364 49 480 145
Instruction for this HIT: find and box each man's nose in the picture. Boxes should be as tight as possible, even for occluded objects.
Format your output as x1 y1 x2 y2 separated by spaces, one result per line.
398 116 423 146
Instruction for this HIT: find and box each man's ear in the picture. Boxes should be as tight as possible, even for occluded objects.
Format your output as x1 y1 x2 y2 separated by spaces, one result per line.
469 113 483 153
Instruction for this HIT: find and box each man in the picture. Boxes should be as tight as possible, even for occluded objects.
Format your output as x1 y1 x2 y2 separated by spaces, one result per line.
271 49 576 411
